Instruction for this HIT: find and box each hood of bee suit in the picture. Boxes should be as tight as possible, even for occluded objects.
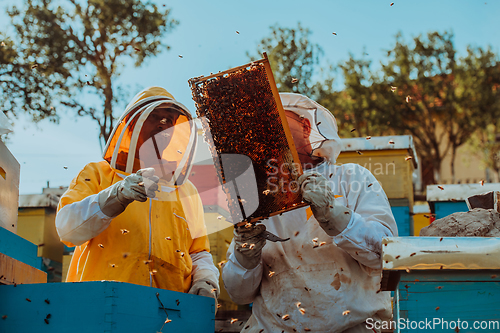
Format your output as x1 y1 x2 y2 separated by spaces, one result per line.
102 86 197 186
279 92 343 164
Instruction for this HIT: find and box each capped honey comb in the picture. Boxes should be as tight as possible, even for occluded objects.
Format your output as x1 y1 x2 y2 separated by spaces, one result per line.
189 54 306 224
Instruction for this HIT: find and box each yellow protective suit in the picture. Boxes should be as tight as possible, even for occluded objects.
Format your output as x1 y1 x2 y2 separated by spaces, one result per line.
57 87 212 293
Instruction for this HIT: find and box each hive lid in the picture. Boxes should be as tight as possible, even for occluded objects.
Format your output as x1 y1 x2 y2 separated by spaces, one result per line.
382 236 500 271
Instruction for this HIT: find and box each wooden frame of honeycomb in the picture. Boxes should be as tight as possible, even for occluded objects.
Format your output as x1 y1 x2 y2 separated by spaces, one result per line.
189 53 307 225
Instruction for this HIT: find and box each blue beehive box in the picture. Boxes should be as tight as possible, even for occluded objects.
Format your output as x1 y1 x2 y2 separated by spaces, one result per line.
390 204 412 236
0 281 215 333
426 183 500 219
381 237 500 333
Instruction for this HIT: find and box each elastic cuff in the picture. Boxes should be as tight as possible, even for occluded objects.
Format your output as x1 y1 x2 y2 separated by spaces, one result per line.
332 214 356 244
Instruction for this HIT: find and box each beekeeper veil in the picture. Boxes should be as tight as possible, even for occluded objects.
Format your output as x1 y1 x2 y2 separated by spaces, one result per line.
102 86 197 186
280 92 342 164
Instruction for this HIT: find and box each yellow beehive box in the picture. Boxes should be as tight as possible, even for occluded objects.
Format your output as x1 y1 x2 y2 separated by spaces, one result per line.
412 202 432 236
17 188 67 263
336 135 418 209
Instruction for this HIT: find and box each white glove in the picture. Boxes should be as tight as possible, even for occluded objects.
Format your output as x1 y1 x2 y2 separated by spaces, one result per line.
299 171 352 236
98 168 159 217
233 224 266 270
188 279 219 312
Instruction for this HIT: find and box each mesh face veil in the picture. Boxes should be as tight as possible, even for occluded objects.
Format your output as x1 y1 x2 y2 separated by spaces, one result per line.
102 87 197 186
279 92 343 165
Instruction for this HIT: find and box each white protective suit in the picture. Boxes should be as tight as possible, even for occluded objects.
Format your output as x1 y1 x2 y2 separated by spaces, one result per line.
222 93 398 333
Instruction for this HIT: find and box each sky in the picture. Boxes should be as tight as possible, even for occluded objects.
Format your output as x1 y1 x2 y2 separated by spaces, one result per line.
2 0 500 195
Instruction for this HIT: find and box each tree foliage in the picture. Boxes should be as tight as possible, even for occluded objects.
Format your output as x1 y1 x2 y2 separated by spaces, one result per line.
377 31 500 184
248 23 328 98
461 51 500 181
325 55 391 139
252 26 500 187
1 32 60 124
3 0 178 147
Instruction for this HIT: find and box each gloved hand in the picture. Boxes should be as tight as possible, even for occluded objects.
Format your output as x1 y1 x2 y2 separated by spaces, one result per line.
233 224 266 270
298 171 352 236
188 279 219 312
98 168 159 217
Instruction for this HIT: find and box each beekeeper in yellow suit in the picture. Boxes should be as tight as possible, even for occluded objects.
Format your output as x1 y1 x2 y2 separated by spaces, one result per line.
56 87 219 301
222 93 398 332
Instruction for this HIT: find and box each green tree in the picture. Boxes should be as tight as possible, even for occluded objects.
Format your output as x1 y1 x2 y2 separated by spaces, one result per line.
5 0 177 148
460 49 500 181
377 31 496 184
1 33 59 124
323 54 391 139
248 23 328 98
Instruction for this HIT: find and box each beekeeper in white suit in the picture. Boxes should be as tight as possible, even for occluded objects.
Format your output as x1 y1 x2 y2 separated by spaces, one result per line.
222 92 398 333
